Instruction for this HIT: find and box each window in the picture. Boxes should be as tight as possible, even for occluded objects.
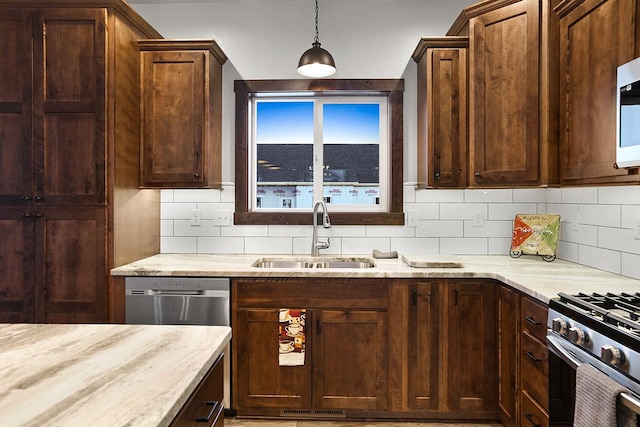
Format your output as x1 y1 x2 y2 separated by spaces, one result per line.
235 79 404 226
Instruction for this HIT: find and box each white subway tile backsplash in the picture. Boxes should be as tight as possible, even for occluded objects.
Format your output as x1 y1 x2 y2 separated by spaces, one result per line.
440 238 488 254
513 188 547 203
173 220 220 237
578 245 621 275
578 204 621 227
488 203 539 220
464 188 512 203
416 220 463 238
198 236 245 254
174 189 221 203
156 184 640 280
161 237 197 253
391 237 439 255
598 185 640 205
341 238 391 254
245 237 292 254
561 187 598 204
622 253 640 280
415 188 464 203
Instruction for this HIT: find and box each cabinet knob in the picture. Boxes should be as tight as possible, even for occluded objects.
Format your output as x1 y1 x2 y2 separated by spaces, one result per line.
34 195 43 202
194 173 200 179
22 212 31 219
434 172 441 179
35 211 42 218
474 172 481 178
21 195 30 201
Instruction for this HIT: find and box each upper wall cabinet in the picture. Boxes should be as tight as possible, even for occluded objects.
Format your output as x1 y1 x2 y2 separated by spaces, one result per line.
556 0 640 185
448 0 560 188
138 40 227 188
413 37 468 189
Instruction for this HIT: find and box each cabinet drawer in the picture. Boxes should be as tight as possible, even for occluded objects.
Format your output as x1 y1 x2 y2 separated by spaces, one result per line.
172 353 225 426
521 297 547 343
521 332 549 410
521 390 549 427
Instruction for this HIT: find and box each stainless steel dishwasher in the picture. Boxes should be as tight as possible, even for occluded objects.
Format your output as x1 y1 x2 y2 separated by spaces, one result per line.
125 277 230 326
125 276 232 410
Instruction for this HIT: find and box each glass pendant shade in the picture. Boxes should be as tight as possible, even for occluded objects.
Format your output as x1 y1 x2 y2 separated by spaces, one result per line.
298 41 336 77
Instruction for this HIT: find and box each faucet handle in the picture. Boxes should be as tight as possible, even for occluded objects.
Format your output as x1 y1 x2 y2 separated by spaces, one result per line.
316 237 330 250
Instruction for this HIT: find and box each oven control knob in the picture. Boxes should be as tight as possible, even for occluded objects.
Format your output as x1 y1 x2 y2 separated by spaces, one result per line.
568 326 587 345
601 345 625 366
552 318 567 335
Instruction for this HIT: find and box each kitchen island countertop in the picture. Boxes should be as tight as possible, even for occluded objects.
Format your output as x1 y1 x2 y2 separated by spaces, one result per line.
111 253 640 303
0 323 231 427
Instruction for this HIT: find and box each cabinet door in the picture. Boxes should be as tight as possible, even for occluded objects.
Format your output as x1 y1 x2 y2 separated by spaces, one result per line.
407 281 440 410
445 281 495 413
469 0 540 186
497 285 520 427
34 207 107 323
141 50 207 187
33 9 107 205
415 39 468 189
235 308 311 409
558 0 638 184
0 208 35 322
313 309 388 410
0 9 33 205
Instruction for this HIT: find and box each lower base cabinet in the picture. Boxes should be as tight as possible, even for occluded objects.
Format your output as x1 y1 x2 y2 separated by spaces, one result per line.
172 353 225 427
233 278 500 421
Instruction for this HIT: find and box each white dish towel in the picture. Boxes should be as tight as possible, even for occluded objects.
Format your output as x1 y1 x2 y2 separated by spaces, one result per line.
574 363 637 427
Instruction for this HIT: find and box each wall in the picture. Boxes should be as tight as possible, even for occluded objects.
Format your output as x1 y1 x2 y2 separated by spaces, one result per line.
131 1 640 281
160 185 640 280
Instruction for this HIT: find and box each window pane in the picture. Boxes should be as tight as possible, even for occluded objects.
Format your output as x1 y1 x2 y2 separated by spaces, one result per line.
322 104 380 206
255 101 314 209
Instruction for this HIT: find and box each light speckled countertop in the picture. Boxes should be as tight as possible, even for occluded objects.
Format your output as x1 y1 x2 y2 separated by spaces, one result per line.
0 323 231 427
111 254 640 303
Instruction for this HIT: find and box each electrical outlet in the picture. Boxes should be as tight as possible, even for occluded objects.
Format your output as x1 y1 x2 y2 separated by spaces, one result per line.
472 209 484 227
190 208 201 226
406 210 418 227
212 210 232 226
571 211 580 232
634 216 640 241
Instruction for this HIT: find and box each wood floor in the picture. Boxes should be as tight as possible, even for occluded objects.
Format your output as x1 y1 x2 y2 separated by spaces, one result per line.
226 419 503 427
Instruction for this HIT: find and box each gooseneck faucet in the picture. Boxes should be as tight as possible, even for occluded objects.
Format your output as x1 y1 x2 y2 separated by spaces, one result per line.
311 200 331 256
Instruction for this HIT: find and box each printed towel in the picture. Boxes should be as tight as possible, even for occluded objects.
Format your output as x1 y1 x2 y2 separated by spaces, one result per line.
278 309 306 366
574 364 636 427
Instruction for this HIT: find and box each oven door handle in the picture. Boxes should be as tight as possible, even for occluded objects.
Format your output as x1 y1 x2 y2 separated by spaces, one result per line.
547 334 640 415
547 334 580 369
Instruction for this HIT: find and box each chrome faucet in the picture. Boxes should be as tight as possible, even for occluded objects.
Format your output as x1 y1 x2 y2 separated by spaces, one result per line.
312 200 331 256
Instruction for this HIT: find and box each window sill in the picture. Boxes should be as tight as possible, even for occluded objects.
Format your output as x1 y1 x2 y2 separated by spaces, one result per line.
234 212 405 226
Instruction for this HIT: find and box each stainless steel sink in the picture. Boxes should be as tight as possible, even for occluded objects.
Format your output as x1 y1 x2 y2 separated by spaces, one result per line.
252 257 376 269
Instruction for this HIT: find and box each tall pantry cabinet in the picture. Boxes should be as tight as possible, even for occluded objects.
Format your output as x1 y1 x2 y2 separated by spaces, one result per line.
0 1 161 323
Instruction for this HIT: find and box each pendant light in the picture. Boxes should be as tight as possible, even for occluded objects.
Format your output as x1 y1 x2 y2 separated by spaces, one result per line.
297 0 336 78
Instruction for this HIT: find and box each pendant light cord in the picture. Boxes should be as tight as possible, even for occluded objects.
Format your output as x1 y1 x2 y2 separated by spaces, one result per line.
314 0 320 44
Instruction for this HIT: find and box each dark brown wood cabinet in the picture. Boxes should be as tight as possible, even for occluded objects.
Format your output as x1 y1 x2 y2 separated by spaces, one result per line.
444 280 496 415
497 285 520 427
556 0 640 185
172 353 225 427
448 0 559 188
412 37 468 188
0 1 161 323
232 278 389 418
139 40 227 188
406 281 441 411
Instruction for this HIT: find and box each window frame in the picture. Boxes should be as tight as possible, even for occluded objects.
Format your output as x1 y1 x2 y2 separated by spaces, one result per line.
234 79 404 226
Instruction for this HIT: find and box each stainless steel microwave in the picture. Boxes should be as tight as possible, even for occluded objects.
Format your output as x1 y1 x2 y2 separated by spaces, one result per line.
617 56 640 168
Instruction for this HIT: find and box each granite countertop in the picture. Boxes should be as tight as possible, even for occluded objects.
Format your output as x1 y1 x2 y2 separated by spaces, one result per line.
111 253 640 303
0 323 231 427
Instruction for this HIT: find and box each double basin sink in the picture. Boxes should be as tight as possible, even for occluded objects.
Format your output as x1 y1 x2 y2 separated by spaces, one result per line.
252 257 376 269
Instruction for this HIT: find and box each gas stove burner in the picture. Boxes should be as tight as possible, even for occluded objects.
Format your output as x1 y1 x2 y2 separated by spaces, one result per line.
557 292 640 333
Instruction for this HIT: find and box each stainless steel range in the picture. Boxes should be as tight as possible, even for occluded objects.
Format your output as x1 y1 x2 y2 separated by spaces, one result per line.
547 292 640 421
